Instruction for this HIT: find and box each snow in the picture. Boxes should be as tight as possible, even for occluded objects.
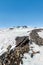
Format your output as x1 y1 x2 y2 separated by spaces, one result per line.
0 27 43 65
29 42 40 52
20 42 43 65
0 27 34 56
38 30 43 38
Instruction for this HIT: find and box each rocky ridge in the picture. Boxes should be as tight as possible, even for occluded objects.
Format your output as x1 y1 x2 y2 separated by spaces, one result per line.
0 28 43 65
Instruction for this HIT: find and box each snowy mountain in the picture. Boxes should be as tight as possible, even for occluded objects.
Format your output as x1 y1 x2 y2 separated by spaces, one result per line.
0 27 43 65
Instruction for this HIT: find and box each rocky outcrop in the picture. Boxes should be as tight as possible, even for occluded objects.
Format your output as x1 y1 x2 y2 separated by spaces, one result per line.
0 29 42 65
0 36 29 65
30 30 43 45
15 36 29 47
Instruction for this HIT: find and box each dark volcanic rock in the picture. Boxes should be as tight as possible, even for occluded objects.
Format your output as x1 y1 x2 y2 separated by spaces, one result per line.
15 36 29 47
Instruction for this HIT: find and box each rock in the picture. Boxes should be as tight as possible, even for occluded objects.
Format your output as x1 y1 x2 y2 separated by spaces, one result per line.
0 36 30 65
7 45 12 52
30 30 43 45
0 59 2 65
22 26 28 28
31 53 33 58
15 36 29 47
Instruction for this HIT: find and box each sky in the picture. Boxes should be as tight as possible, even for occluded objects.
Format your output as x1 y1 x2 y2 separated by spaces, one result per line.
0 0 43 28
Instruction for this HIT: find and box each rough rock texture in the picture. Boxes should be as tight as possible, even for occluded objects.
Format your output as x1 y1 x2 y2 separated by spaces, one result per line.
0 29 43 65
30 30 43 45
15 36 29 47
0 36 29 65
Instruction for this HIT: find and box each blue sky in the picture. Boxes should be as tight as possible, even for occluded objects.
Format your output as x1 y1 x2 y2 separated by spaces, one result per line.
0 0 43 28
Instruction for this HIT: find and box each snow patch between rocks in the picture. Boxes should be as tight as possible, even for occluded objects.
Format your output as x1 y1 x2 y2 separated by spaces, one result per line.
20 42 43 65
38 31 43 38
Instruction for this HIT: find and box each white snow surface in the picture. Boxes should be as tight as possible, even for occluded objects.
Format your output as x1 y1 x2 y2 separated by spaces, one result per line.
0 27 43 65
38 30 43 38
20 43 43 65
0 27 34 55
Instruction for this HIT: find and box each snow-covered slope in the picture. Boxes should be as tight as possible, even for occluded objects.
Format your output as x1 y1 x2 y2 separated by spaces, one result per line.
0 27 43 65
0 27 34 55
20 43 43 65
